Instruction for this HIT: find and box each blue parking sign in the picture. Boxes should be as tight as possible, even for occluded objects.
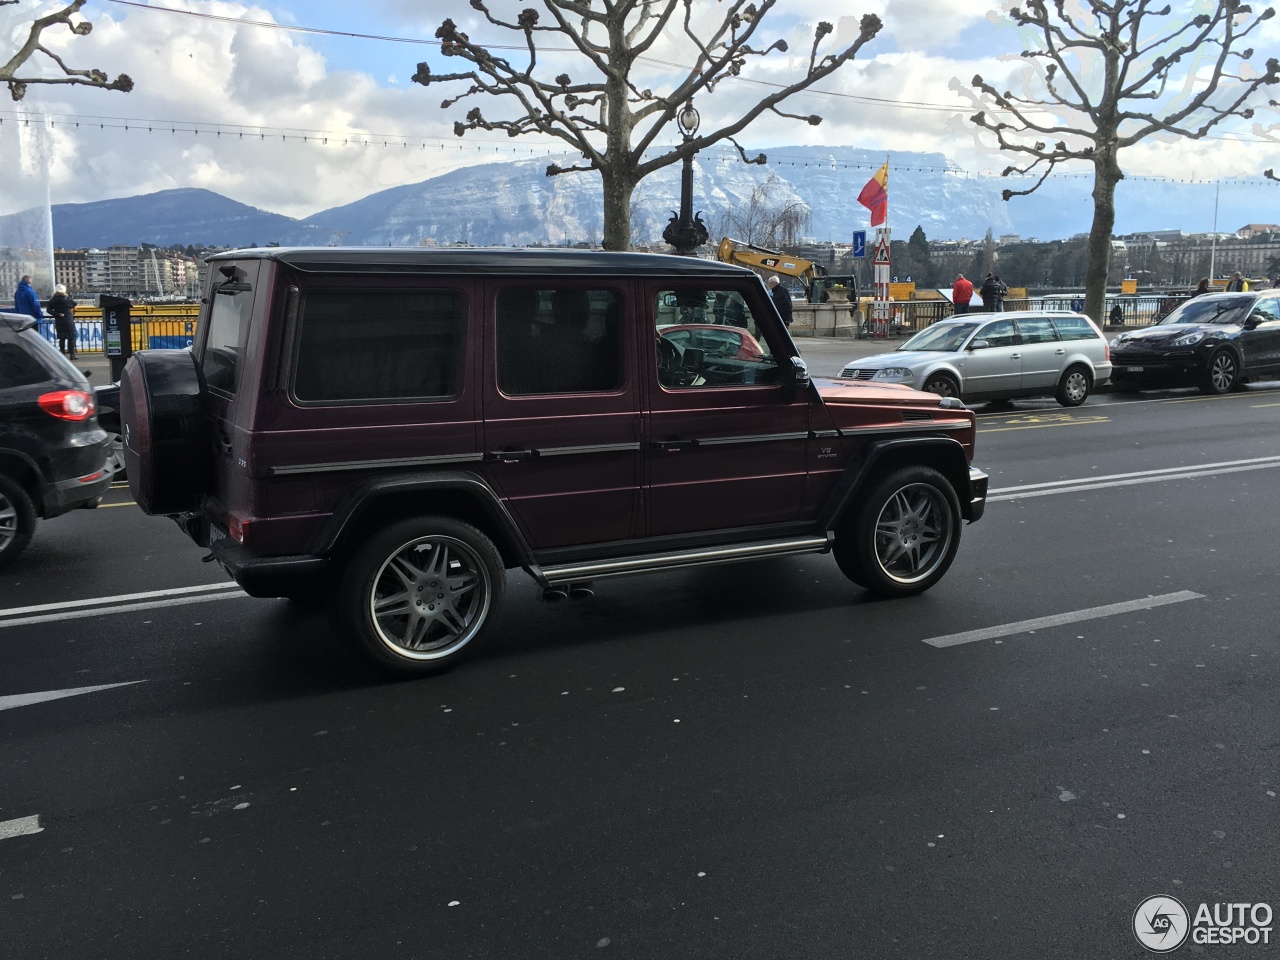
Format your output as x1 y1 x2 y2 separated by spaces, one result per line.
852 231 866 259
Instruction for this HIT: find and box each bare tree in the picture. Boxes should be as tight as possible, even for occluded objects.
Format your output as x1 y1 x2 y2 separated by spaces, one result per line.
713 173 811 248
412 1 880 251
1 0 132 101
955 0 1277 324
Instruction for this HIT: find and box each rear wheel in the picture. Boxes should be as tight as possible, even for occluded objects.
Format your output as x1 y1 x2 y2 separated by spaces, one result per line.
335 516 505 676
1055 365 1092 406
922 373 961 401
0 475 36 572
1200 350 1239 395
833 466 962 598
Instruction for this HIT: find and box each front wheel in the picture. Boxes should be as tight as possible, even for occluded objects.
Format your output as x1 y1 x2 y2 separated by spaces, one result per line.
922 373 961 401
335 516 505 676
0 475 36 572
833 466 962 598
1055 365 1092 406
1200 350 1239 395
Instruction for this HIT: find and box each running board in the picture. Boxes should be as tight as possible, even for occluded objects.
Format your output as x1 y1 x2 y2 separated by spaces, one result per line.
531 534 833 587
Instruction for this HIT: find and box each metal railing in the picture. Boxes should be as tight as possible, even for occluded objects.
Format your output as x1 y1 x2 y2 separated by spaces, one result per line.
32 311 200 355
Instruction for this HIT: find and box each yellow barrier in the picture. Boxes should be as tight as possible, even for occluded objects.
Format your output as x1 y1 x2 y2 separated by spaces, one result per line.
60 304 202 354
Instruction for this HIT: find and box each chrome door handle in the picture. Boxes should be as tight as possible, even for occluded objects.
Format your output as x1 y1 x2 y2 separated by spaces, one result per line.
1010 353 1021 360
1055 349 1066 355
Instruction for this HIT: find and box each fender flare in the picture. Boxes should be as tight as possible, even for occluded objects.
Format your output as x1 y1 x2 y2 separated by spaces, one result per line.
817 435 977 529
309 470 534 567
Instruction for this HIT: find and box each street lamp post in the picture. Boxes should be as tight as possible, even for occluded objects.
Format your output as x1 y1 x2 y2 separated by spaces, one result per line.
662 100 708 256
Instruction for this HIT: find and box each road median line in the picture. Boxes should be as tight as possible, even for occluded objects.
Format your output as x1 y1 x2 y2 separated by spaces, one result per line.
0 583 245 629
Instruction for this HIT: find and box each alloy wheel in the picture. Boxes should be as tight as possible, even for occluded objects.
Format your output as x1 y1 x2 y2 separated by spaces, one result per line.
367 535 491 661
1209 352 1237 393
873 483 954 584
0 492 17 553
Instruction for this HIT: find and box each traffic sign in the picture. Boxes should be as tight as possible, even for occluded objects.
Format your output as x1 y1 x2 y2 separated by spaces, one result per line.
873 237 891 264
852 231 866 259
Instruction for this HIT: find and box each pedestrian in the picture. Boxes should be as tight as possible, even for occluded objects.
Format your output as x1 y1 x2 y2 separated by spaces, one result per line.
13 274 42 323
1225 271 1247 292
767 275 793 328
994 274 1009 311
1109 302 1124 327
951 273 973 315
1191 277 1211 297
46 283 78 359
979 272 1001 312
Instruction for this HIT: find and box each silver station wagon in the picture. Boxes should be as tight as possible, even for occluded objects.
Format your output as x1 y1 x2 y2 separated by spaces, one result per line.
839 311 1113 406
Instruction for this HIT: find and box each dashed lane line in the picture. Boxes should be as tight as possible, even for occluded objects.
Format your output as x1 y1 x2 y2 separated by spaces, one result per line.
922 591 1206 648
0 681 148 712
0 816 43 840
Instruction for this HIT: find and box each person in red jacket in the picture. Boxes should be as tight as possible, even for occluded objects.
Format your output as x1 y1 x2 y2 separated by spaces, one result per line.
952 274 974 314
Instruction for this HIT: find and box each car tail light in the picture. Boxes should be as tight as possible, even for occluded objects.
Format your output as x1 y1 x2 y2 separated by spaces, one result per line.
38 389 96 421
228 514 248 544
1103 341 1110 361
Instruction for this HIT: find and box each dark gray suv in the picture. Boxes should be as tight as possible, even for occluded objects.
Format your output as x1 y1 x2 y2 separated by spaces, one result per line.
0 313 112 570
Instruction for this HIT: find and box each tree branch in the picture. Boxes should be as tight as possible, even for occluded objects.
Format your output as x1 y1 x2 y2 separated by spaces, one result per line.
1 0 133 101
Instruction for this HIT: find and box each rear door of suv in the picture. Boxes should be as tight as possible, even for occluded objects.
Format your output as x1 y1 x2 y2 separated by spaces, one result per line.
478 281 642 549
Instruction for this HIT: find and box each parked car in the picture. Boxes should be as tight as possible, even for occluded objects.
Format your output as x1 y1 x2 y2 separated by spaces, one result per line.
0 312 112 570
121 249 988 676
838 311 1112 407
657 323 768 361
1109 290 1280 393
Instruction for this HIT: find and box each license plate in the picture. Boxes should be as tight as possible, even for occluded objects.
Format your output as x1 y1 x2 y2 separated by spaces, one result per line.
208 524 227 545
1124 366 1144 372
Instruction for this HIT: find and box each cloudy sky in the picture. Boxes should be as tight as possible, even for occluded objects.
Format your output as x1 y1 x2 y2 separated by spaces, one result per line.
2 0 1277 220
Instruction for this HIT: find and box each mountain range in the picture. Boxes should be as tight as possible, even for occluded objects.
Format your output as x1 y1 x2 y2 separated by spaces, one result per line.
21 145 1266 249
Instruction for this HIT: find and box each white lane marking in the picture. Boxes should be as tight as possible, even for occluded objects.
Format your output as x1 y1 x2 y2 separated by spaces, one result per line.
989 456 1280 501
0 582 241 620
922 591 1205 648
0 591 247 630
0 815 43 840
0 681 147 712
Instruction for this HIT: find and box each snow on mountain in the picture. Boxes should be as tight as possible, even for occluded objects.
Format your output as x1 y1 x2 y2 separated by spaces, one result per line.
25 148 1262 250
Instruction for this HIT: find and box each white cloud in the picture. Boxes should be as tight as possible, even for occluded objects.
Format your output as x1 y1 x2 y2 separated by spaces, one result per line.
4 0 1273 223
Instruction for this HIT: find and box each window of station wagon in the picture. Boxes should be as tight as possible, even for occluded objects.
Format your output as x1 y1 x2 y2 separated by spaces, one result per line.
654 289 780 388
1051 316 1100 341
495 287 622 395
292 288 463 403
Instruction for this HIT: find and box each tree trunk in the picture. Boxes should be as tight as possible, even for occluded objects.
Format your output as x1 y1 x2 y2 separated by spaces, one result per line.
600 170 635 251
1084 151 1121 327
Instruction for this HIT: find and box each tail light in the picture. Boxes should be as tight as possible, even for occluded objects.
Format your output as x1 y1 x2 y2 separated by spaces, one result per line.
38 390 96 422
228 514 248 544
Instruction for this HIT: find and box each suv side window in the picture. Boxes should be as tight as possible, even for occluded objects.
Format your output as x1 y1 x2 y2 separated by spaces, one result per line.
496 287 622 395
1249 298 1280 322
654 288 780 388
202 282 255 397
292 288 464 403
1015 317 1060 344
1051 316 1099 341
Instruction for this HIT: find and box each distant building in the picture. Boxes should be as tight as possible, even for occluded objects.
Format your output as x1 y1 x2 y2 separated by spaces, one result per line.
54 249 87 293
1236 224 1278 240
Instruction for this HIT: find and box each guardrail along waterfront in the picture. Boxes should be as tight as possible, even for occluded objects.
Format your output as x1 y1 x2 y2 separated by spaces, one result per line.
30 304 200 355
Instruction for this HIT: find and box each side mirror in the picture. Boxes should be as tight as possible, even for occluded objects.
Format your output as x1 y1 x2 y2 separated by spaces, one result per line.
967 339 990 350
788 356 810 387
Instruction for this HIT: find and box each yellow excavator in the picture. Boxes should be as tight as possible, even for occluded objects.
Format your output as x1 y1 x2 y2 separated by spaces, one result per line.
716 237 843 303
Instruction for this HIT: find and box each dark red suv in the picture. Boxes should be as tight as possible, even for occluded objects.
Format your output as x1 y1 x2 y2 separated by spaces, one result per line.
122 249 987 675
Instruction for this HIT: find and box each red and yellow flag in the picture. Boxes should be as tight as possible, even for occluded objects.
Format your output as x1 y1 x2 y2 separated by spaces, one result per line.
857 162 889 226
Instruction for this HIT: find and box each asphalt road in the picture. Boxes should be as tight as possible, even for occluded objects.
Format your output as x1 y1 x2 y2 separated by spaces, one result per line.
3 379 1279 959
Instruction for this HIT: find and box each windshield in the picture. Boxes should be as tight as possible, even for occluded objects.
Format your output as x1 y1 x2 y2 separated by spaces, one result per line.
1157 295 1252 326
900 322 980 352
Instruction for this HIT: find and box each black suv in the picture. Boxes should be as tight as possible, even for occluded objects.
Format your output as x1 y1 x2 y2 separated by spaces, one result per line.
122 249 987 676
0 313 112 570
1110 290 1280 393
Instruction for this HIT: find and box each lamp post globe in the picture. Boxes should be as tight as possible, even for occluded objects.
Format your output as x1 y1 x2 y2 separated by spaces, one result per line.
663 99 709 256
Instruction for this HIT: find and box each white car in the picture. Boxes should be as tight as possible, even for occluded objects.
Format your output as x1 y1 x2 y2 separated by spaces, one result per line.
838 311 1112 407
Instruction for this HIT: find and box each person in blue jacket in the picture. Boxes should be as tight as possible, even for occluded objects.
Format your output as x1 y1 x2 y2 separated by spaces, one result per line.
13 275 43 322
